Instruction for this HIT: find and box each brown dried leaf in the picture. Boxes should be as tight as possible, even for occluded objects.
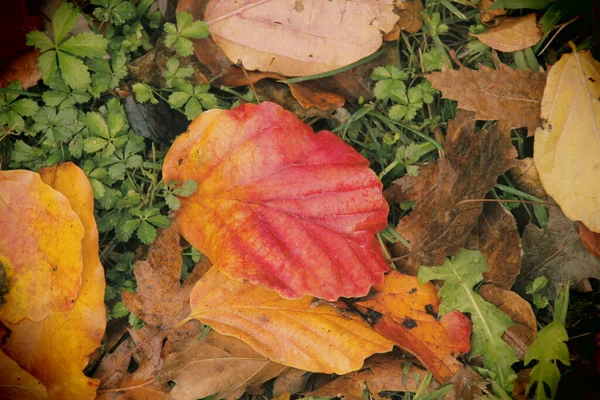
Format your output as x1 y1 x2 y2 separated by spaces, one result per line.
442 366 483 400
579 222 600 259
304 354 439 400
385 110 518 274
474 14 542 53
288 81 345 111
466 202 521 289
272 368 310 397
384 0 424 40
0 49 41 89
516 206 600 299
427 63 546 135
479 286 536 360
159 331 287 400
479 0 506 23
508 158 547 199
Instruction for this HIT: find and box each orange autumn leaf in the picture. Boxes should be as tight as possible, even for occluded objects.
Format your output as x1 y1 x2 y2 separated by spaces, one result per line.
0 349 47 400
473 14 542 53
353 271 471 382
187 267 395 374
1 163 106 399
0 170 83 324
163 101 390 300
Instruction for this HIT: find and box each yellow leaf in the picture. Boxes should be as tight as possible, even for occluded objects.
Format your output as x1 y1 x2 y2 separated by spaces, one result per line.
1 163 106 399
187 267 394 374
0 349 48 400
534 44 600 232
0 170 83 324
474 14 542 53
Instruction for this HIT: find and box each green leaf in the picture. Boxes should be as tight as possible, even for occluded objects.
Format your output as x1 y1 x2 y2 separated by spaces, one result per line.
175 37 194 57
174 180 198 197
164 22 178 47
168 91 191 108
11 99 39 117
526 276 548 294
112 1 137 24
147 214 169 228
52 3 79 45
532 294 549 309
132 82 158 104
388 104 408 121
418 249 518 393
26 31 55 52
82 112 110 139
176 12 194 32
112 301 130 318
180 20 208 39
165 194 180 210
38 51 59 83
57 51 91 90
60 32 108 58
137 220 157 244
184 96 203 120
525 286 570 400
84 137 108 153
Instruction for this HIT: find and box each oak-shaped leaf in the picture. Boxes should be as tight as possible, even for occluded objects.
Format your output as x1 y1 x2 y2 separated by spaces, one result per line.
163 101 390 300
384 110 517 274
427 63 546 135
353 271 472 382
419 250 519 393
186 267 395 374
0 169 84 324
1 163 106 399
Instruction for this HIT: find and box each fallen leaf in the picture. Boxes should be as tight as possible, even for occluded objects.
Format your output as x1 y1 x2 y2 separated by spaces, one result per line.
384 110 517 274
479 285 537 360
187 267 395 374
443 366 483 400
466 202 521 289
1 163 106 399
0 169 83 324
0 49 41 89
304 354 439 400
160 330 287 400
427 63 546 135
516 206 600 299
122 223 202 331
384 0 424 40
163 101 390 300
508 157 547 199
0 0 42 69
533 44 600 232
203 0 398 76
479 0 506 23
272 368 310 396
124 96 190 145
579 222 600 259
474 14 542 53
353 271 472 382
419 250 519 393
0 349 48 400
288 81 345 111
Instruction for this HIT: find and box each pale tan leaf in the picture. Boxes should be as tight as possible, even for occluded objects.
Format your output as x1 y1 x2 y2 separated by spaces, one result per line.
534 44 600 232
204 0 398 76
474 14 542 52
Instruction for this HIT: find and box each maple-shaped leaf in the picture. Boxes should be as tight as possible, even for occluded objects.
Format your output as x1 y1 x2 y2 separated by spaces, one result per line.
186 267 395 374
353 271 471 382
0 169 84 324
1 163 106 399
419 249 519 393
384 110 517 273
427 63 546 135
163 101 390 300
160 330 287 400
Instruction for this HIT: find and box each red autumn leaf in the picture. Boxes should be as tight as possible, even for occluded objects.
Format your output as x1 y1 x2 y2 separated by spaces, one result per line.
163 101 390 300
353 271 472 382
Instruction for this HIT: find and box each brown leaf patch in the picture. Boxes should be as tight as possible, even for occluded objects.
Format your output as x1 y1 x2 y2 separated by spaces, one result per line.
508 157 547 199
272 368 310 396
384 0 424 40
579 222 600 259
385 110 518 274
479 0 506 23
466 202 521 289
474 14 542 53
427 63 546 135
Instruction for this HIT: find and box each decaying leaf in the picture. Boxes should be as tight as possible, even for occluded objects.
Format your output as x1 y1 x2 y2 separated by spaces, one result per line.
0 169 83 324
0 48 41 89
466 202 521 289
0 349 48 400
272 368 309 397
579 222 600 259
474 14 542 53
384 0 424 40
163 101 390 300
1 163 106 399
479 285 536 360
516 206 600 299
384 110 517 274
508 157 547 199
427 63 546 135
304 354 439 400
187 267 395 374
203 0 398 76
533 44 600 232
443 366 484 400
479 0 506 23
419 250 519 393
353 271 472 382
160 331 287 400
